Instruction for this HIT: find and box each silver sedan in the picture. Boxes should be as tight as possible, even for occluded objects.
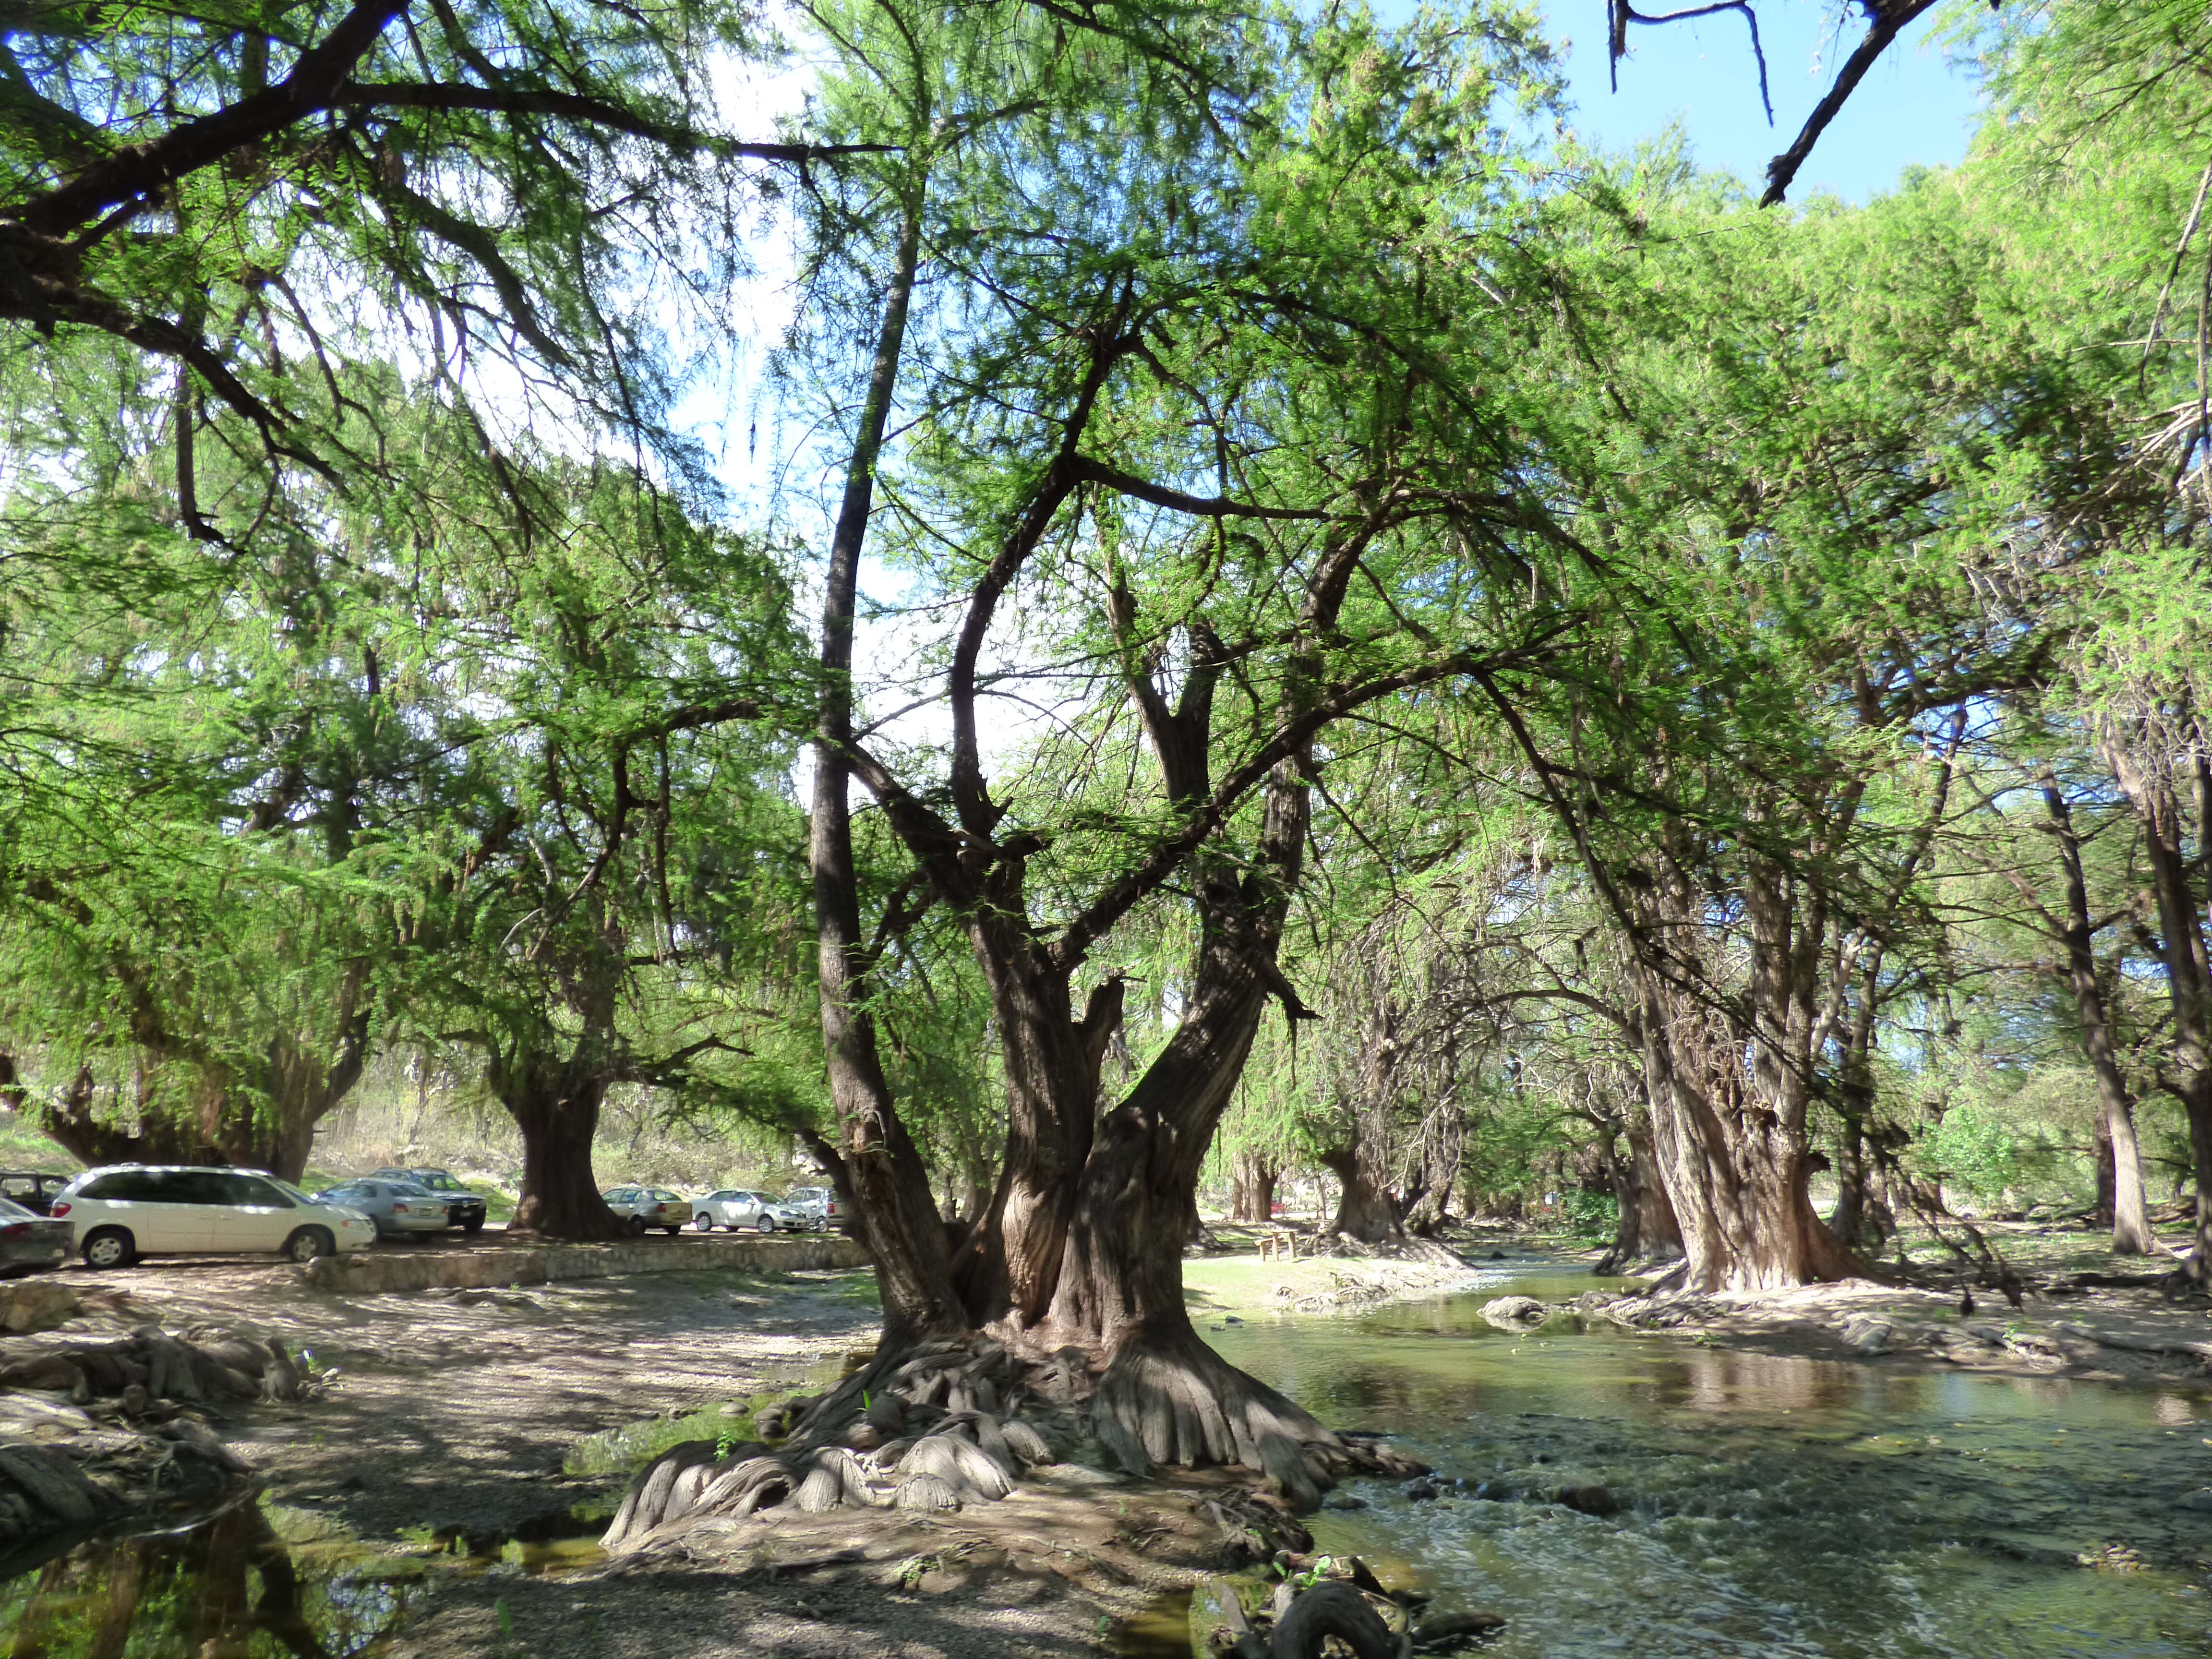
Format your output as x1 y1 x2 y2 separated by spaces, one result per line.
692 1189 807 1233
316 1179 453 1239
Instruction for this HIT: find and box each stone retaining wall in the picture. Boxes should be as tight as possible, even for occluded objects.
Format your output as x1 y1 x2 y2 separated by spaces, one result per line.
299 1233 870 1294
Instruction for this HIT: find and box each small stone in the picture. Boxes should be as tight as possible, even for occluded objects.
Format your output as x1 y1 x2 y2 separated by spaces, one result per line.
2177 1490 2212 1512
1323 1492 1370 1511
1414 1610 1507 1646
1223 1315 1244 1325
1488 1250 1506 1261
1479 1296 1547 1332
717 1401 750 1418
1402 1479 1439 1502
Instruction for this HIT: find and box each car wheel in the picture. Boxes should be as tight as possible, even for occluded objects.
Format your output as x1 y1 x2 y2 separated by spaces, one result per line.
757 1215 776 1234
462 1217 484 1235
82 1227 136 1270
283 1226 336 1263
662 1225 681 1237
626 1215 648 1237
695 1213 714 1231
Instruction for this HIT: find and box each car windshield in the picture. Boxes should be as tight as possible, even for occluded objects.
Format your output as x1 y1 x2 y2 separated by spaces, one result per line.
276 1180 330 1204
389 1182 434 1195
650 1190 676 1201
415 1172 458 1190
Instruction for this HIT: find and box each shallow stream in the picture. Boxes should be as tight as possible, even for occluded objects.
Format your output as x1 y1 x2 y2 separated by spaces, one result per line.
1205 1261 2212 1658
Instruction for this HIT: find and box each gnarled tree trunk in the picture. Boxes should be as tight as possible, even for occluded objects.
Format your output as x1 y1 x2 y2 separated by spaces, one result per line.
1228 1148 1279 1223
1320 1003 1405 1247
493 1042 625 1240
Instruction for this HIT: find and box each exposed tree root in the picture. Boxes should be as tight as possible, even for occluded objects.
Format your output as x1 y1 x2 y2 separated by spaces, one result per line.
1091 1329 1425 1511
1269 1580 1400 1659
603 1337 1061 1554
0 1327 306 1408
604 1329 1426 1558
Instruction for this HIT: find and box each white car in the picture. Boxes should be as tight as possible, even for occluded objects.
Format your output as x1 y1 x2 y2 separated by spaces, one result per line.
692 1189 809 1233
601 1186 690 1235
52 1166 377 1267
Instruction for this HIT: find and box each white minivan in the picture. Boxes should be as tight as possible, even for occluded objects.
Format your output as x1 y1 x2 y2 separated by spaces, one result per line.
52 1166 377 1267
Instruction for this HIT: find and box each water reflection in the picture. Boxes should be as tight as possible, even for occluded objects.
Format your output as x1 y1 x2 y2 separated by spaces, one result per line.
1209 1275 2212 1659
0 1500 411 1659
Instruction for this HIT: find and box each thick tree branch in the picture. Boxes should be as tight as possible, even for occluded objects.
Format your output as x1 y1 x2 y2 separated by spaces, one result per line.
11 0 409 232
1052 629 1570 971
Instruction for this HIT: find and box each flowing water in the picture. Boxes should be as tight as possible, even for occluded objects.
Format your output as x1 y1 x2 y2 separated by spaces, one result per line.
1202 1261 2212 1659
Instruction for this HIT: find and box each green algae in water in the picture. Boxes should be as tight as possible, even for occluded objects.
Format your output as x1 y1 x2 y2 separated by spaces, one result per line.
0 1496 421 1657
1205 1274 2212 1659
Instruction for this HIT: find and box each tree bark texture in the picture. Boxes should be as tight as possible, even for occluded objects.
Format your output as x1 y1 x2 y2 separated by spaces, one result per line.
494 1040 625 1240
1228 1149 1279 1223
2103 725 2212 1275
1632 841 1856 1292
2042 777 2157 1255
1602 1111 1682 1267
808 180 969 1342
1321 1002 1406 1245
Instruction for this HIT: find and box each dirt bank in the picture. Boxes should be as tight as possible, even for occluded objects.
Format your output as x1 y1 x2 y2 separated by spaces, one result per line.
1461 1226 2212 1386
1184 1238 1491 1318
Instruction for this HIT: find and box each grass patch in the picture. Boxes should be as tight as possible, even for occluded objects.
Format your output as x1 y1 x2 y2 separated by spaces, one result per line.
564 1398 788 1478
0 1118 75 1172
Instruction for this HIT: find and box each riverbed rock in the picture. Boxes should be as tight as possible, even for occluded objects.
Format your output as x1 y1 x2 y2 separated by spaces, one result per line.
1402 1479 1438 1502
1479 1296 1547 1331
1412 1610 1507 1647
1839 1315 1892 1356
2176 1489 2212 1512
1324 1491 1370 1510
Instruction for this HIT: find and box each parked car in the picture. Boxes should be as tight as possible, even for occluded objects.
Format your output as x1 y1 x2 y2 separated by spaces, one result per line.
692 1189 809 1233
781 1186 846 1229
366 1166 490 1233
0 1171 72 1216
316 1178 454 1240
601 1186 688 1235
51 1166 376 1267
0 1194 72 1275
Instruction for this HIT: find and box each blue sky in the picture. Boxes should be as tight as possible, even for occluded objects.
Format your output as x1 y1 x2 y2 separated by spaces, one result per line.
1545 2 1988 202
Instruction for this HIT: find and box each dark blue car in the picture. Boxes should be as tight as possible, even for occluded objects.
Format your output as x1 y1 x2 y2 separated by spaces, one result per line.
0 1194 72 1275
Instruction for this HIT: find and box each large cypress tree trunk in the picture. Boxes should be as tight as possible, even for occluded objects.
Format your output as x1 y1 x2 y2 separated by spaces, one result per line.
1634 848 1856 1292
1044 935 1350 1506
1320 1003 1406 1246
496 1046 625 1240
1228 1149 1279 1223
